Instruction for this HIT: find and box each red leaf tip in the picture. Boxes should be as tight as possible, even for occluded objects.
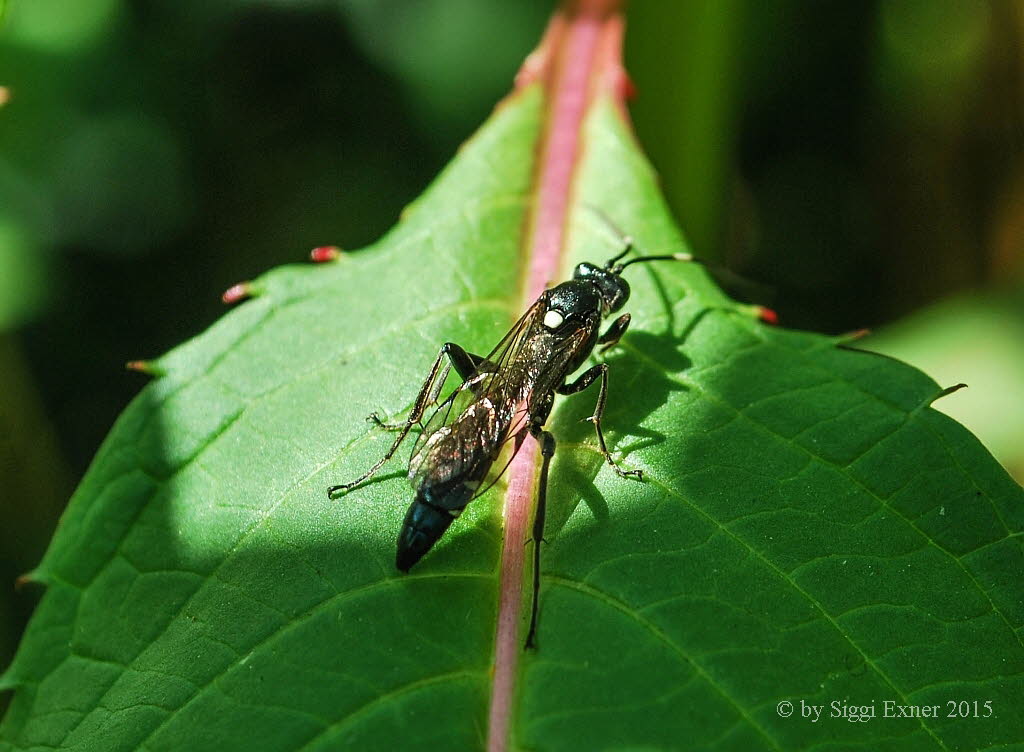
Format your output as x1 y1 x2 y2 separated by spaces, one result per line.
757 306 779 326
126 360 164 376
310 246 342 263
841 328 871 342
221 281 253 304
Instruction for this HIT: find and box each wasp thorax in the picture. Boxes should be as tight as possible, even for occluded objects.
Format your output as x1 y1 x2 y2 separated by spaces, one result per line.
573 262 630 313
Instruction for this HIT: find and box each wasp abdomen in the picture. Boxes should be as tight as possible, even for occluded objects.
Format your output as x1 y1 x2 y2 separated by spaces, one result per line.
395 492 466 572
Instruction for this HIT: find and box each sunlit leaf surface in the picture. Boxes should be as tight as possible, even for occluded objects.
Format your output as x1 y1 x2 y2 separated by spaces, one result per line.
2 79 1022 752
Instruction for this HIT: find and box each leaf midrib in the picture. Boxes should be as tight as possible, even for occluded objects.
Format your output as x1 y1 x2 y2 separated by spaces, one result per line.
46 294 521 748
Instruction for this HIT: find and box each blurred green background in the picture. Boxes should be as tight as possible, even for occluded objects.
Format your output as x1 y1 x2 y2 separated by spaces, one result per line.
1 0 1021 711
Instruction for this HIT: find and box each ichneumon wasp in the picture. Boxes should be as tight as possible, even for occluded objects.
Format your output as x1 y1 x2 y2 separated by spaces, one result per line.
327 233 700 647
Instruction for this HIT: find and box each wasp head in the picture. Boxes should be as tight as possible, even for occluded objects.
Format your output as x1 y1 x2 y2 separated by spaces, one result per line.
572 262 629 314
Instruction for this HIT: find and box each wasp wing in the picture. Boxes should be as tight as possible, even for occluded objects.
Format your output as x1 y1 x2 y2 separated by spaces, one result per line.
408 300 596 504
407 298 545 496
467 320 596 500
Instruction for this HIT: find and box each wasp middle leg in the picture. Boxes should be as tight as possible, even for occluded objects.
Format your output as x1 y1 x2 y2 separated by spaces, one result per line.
327 342 486 498
557 362 642 480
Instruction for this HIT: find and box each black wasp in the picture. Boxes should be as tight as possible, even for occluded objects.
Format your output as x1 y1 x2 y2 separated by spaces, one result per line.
328 237 694 647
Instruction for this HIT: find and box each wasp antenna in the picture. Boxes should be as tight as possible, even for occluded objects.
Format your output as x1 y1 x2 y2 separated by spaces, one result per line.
605 235 634 266
581 204 629 240
617 253 697 271
581 204 637 261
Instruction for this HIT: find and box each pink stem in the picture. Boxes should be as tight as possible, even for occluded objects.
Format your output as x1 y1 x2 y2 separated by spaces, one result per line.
487 4 627 751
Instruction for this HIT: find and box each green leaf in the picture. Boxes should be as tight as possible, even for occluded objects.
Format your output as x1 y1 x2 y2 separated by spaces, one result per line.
863 291 1024 481
518 100 1024 752
2 80 545 752
3 16 1024 752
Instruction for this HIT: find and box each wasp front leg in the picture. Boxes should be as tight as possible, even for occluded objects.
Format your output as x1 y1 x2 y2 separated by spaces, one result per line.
597 313 630 353
557 363 642 480
327 342 487 498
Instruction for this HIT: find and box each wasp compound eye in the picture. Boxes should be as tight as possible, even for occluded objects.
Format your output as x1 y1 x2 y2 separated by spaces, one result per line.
601 276 629 312
573 262 602 280
572 262 630 312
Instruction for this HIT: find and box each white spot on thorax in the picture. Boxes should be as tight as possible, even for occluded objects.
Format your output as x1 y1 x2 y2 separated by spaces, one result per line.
543 309 564 330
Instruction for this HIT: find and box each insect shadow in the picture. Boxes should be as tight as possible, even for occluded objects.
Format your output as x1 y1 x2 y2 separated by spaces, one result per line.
344 322 695 563
535 248 727 539
344 282 719 552
540 315 700 541
327 225 737 649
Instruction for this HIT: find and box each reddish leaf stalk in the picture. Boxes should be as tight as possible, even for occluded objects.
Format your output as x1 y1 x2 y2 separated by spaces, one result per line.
487 3 628 750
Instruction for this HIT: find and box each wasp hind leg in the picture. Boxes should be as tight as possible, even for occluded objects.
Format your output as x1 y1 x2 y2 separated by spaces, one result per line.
364 342 488 432
366 412 407 431
525 428 555 650
557 363 642 480
327 342 486 498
